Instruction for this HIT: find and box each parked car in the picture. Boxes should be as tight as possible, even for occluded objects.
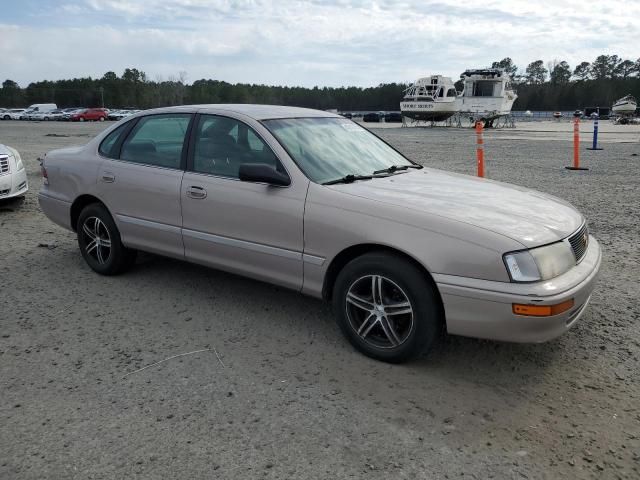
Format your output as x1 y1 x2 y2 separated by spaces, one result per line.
384 112 403 123
38 105 601 363
70 108 108 122
25 103 57 113
363 112 380 122
45 109 66 121
19 110 39 120
2 108 27 120
107 109 136 121
0 144 28 199
61 108 84 121
29 111 60 121
107 109 122 120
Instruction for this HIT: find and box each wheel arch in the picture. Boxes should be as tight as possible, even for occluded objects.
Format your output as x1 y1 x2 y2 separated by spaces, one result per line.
321 244 445 321
70 194 109 232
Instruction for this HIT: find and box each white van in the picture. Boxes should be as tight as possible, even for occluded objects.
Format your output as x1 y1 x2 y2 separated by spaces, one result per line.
26 103 57 113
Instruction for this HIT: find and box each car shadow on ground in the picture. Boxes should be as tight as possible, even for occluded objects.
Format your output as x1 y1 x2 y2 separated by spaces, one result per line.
0 196 26 211
123 251 560 389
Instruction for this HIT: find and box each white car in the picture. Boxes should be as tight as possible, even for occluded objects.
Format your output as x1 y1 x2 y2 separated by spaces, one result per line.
19 110 36 120
2 109 27 120
29 111 50 121
107 109 138 120
0 144 28 199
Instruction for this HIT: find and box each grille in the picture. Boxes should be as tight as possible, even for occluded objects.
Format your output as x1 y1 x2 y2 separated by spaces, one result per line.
568 223 589 263
0 155 9 175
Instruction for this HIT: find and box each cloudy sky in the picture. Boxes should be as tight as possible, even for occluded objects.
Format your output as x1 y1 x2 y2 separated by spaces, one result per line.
2 0 638 87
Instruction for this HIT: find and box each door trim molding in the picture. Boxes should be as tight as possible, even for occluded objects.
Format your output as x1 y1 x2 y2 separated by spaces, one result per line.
115 214 182 234
302 254 325 266
115 214 326 266
183 228 304 262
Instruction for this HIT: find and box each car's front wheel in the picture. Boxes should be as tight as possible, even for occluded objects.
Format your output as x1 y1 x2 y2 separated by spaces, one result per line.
333 252 441 363
77 203 136 275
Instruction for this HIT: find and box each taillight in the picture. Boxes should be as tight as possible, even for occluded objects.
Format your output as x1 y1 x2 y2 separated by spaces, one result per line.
39 157 49 185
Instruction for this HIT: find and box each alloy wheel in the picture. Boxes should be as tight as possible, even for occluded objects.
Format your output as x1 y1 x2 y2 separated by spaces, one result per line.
345 275 414 349
81 216 112 265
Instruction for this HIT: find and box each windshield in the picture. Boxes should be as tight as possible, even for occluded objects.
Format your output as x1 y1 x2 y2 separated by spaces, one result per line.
262 117 413 184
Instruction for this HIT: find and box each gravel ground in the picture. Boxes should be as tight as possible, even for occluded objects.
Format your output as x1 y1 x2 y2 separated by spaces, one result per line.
1 120 639 479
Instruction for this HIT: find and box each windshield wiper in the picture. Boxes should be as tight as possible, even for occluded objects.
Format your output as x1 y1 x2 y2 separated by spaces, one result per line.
372 164 423 175
322 174 374 185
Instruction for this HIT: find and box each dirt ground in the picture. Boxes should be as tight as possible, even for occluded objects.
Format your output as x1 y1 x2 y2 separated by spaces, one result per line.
1 119 639 479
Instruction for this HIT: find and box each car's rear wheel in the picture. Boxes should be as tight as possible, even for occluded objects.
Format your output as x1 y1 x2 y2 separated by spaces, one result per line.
77 203 136 275
99 116 105 122
79 117 85 122
333 252 441 363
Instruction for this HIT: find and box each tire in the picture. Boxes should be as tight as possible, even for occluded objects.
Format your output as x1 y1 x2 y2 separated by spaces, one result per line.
79 117 85 122
2 115 9 120
77 203 137 275
333 252 441 363
99 116 105 122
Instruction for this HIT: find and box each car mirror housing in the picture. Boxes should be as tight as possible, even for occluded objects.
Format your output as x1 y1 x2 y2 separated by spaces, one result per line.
238 163 290 186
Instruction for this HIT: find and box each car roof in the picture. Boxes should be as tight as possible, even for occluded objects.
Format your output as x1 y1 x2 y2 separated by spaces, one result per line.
136 104 341 120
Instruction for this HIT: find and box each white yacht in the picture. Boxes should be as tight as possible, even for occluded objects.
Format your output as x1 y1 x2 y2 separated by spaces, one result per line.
400 75 459 122
457 68 517 121
612 95 637 115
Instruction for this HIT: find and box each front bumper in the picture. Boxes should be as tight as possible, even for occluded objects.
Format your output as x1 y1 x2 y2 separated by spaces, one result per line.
0 169 28 199
435 236 602 343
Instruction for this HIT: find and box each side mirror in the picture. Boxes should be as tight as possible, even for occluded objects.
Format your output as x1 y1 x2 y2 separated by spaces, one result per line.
239 163 290 187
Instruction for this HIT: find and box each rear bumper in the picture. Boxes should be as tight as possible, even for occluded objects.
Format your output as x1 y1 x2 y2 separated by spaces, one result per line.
38 192 72 230
435 236 602 343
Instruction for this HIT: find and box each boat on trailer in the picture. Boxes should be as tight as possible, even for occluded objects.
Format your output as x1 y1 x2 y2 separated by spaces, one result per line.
400 75 459 122
457 68 517 123
612 95 637 115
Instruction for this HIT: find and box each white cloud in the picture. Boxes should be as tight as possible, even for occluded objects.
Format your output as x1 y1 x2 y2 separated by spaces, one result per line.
2 0 639 87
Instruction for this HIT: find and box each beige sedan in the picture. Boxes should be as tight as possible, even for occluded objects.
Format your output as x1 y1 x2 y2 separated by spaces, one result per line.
39 105 601 362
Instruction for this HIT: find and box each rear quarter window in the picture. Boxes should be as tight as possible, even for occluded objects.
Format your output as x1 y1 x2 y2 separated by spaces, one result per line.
98 123 130 159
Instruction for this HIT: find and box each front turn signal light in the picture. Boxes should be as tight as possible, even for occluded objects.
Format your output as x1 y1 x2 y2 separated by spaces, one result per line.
513 299 575 317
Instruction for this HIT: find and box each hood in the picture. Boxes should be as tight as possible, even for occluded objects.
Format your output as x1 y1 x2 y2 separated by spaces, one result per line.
0 144 13 157
329 168 583 248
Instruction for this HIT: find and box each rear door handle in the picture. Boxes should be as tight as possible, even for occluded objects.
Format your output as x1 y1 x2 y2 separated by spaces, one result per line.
186 186 207 199
101 172 115 183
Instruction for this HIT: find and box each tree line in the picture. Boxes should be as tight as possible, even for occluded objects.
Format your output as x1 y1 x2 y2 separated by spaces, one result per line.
491 55 640 110
1 55 639 112
0 69 405 112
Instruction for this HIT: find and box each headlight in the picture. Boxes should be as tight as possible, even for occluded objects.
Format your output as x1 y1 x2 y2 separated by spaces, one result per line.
7 147 24 171
504 241 575 282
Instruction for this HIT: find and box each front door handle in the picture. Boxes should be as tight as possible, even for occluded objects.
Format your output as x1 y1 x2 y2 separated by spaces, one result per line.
101 172 115 183
186 186 207 199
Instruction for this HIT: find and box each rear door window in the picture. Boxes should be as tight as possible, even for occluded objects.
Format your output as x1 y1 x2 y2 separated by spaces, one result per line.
119 114 191 169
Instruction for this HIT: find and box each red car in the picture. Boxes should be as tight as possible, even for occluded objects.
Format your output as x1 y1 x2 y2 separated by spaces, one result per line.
70 108 108 122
